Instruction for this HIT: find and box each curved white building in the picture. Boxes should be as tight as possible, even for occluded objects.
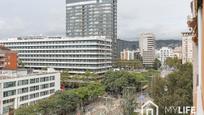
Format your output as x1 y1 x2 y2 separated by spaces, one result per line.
0 36 112 74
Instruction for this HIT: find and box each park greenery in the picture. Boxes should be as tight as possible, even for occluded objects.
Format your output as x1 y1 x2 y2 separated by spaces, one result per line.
102 71 150 96
15 70 157 115
165 57 182 69
15 57 192 115
115 59 143 70
149 58 193 114
15 84 105 115
153 58 161 70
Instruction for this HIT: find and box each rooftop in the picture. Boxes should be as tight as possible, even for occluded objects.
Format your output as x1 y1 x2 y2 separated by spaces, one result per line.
0 45 16 54
0 68 59 81
0 36 110 42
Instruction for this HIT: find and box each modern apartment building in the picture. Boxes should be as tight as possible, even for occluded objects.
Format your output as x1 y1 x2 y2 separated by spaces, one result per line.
158 47 174 66
66 0 117 58
187 0 204 114
0 46 18 70
0 36 112 74
120 49 141 61
139 33 156 67
181 32 193 64
0 69 60 115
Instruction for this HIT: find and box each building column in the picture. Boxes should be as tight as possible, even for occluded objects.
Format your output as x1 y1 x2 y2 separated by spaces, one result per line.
202 0 204 111
197 4 204 114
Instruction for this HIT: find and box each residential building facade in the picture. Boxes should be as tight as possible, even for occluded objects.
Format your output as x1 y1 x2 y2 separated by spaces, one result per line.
0 36 112 74
0 69 60 115
181 32 193 64
139 33 156 67
187 0 204 114
158 47 174 66
120 49 142 61
0 46 18 70
66 0 117 58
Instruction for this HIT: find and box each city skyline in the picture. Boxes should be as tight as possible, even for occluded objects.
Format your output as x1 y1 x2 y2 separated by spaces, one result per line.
0 0 191 40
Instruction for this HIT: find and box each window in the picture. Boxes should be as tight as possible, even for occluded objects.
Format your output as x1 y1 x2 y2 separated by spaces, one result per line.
50 76 55 80
30 86 39 92
41 84 49 89
3 99 14 104
30 93 39 99
30 78 39 84
50 89 55 94
20 95 29 101
40 91 49 96
18 87 28 94
40 77 49 82
18 80 28 86
3 90 16 97
3 82 16 88
50 82 55 87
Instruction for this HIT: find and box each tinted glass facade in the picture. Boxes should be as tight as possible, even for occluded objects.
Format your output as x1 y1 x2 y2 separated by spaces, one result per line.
66 0 117 58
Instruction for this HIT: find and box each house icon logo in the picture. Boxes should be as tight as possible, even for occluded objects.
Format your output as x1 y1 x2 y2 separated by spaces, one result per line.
141 100 159 115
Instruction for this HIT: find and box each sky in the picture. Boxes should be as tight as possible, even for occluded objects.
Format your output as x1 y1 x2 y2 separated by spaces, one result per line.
0 0 191 40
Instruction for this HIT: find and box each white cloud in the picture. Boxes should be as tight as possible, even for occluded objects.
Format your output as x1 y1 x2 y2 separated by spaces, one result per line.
0 0 192 40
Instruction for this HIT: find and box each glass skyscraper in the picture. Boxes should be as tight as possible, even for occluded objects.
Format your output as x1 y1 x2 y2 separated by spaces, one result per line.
66 0 117 58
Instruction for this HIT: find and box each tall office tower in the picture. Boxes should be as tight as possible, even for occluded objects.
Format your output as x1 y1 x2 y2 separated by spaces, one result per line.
181 32 193 64
139 33 156 67
66 0 117 59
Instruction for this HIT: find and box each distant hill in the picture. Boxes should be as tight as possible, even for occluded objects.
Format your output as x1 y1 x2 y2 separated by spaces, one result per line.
117 39 181 57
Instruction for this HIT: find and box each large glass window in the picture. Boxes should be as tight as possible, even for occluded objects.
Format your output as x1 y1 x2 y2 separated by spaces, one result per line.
40 90 49 96
41 84 49 89
18 87 28 94
18 80 29 86
20 95 29 101
30 86 39 92
3 82 16 88
3 90 16 97
30 93 39 99
50 76 55 80
30 78 39 84
50 89 55 94
50 82 55 87
3 98 14 104
40 77 49 82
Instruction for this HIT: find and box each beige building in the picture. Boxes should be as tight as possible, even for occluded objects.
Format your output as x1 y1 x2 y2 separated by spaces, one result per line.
120 49 141 61
187 0 204 114
181 32 193 64
120 49 134 61
139 33 155 67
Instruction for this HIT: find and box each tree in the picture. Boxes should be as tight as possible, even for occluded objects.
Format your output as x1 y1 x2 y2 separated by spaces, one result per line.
15 84 105 115
115 59 143 70
122 87 137 115
153 58 161 70
165 57 182 69
149 63 193 114
61 70 70 82
102 71 148 96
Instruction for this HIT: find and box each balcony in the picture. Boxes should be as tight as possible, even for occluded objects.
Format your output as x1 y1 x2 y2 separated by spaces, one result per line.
187 17 197 28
